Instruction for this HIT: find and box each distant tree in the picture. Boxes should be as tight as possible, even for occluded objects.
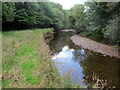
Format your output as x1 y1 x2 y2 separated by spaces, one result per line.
2 2 16 22
2 2 67 30
2 1 119 46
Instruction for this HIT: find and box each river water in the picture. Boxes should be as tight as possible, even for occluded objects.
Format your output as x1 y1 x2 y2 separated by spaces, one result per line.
50 30 120 88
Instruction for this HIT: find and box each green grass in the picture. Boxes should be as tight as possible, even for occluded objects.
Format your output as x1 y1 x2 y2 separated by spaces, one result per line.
2 28 80 88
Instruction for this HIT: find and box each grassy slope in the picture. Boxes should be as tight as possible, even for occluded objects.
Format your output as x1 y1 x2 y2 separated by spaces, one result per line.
2 28 79 88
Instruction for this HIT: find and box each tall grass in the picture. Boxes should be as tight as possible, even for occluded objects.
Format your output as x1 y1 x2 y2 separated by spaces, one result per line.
2 28 79 88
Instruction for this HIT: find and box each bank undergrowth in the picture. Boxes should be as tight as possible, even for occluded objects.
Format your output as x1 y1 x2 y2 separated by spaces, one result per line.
2 28 83 88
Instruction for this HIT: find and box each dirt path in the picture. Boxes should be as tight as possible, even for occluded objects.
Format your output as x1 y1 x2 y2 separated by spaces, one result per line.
71 35 120 59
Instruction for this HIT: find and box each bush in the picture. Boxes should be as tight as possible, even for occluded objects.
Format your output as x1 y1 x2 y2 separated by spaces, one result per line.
103 15 119 45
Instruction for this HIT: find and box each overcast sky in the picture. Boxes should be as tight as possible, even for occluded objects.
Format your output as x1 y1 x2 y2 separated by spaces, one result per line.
50 0 87 10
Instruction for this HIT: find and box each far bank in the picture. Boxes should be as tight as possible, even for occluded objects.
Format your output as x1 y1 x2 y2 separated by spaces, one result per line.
71 35 120 59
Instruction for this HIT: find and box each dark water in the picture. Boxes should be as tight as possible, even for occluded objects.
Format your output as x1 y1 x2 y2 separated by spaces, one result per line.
51 30 120 88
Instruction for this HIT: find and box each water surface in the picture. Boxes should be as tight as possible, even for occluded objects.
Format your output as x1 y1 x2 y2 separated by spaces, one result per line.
51 30 120 88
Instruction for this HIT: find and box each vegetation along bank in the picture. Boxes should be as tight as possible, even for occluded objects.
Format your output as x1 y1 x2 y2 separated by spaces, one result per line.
2 28 78 88
2 1 120 88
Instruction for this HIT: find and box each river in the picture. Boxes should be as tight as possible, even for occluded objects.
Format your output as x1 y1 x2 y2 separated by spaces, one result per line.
50 30 120 88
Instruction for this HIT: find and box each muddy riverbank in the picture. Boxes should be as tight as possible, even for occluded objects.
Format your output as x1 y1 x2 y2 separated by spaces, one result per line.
71 35 120 59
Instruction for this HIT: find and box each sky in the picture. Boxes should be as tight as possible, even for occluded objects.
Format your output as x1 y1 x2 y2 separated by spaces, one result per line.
50 0 87 10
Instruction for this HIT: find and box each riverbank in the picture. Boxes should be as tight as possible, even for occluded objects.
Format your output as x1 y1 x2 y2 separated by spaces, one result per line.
71 35 120 59
2 28 75 88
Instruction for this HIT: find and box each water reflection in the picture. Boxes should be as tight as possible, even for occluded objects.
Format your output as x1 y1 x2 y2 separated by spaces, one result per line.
80 52 120 88
52 46 74 59
51 31 120 88
52 46 88 87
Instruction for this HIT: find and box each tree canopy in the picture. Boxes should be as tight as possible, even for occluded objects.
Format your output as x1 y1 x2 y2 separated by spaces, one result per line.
2 2 67 30
2 2 120 45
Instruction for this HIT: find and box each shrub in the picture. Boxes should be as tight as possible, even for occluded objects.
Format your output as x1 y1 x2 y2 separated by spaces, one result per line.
103 15 119 45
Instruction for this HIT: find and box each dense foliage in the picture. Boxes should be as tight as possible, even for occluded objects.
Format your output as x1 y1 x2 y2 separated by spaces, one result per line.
2 2 66 30
67 2 120 45
2 2 120 45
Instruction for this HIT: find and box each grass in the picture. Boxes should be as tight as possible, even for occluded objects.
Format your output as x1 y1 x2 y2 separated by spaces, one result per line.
2 28 82 88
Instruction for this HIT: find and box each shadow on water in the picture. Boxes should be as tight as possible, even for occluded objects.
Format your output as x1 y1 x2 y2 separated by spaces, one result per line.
50 30 120 88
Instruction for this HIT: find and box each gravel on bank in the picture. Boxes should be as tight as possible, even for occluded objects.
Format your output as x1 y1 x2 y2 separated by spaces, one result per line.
71 35 120 59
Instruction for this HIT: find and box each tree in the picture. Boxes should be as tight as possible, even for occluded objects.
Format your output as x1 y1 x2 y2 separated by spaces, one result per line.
104 15 120 44
2 2 16 22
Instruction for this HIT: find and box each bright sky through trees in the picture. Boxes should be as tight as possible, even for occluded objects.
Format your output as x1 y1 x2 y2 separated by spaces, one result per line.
50 0 87 9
